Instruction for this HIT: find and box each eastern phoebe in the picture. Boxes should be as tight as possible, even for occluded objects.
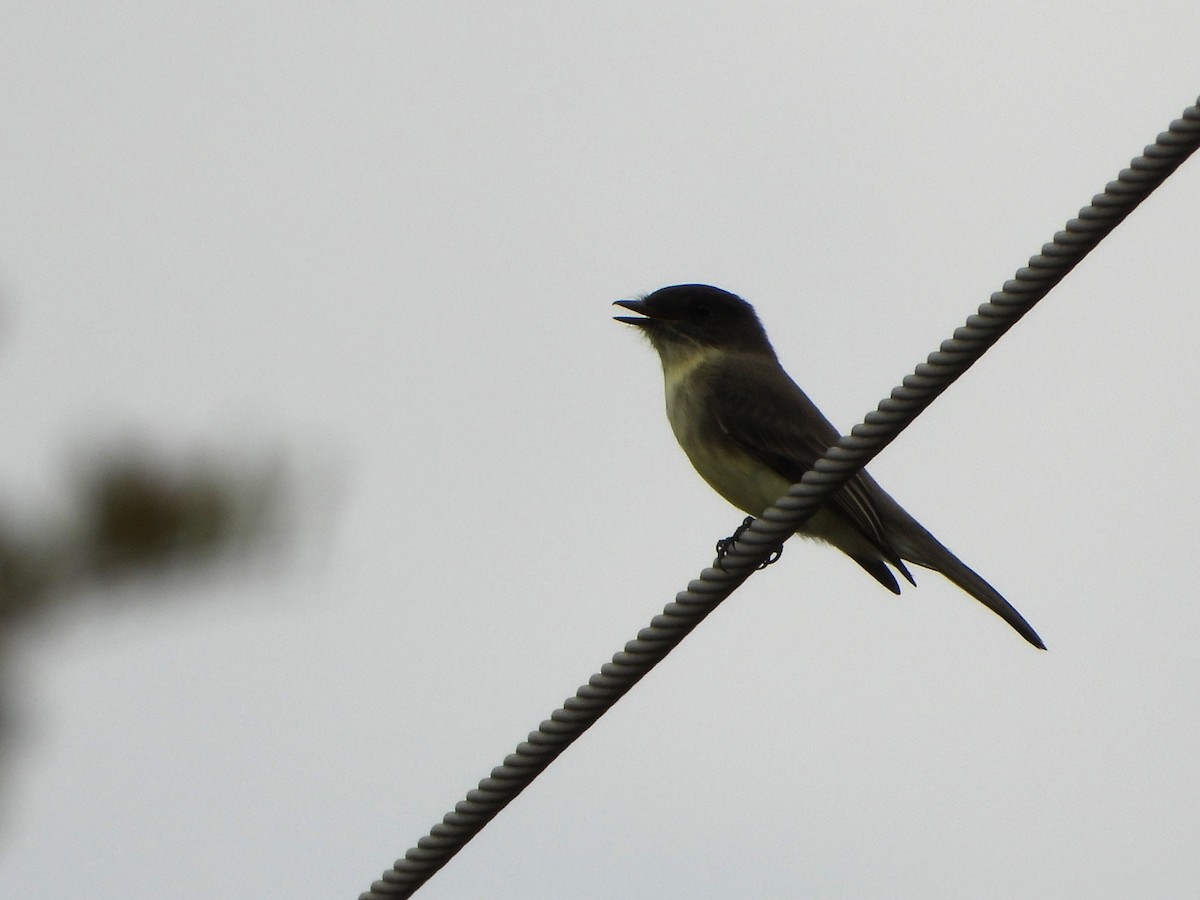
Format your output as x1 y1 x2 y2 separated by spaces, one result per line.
614 284 1044 649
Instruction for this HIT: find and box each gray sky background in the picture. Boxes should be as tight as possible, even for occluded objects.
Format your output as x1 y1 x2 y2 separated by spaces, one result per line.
3 3 1200 898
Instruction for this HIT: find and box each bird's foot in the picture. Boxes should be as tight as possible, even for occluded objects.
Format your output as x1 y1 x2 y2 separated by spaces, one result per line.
715 517 784 571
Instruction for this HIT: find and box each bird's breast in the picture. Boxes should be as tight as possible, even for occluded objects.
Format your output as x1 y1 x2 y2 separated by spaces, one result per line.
663 363 791 518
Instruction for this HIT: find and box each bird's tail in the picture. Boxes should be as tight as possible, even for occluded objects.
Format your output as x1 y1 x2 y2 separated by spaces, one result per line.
884 506 1045 650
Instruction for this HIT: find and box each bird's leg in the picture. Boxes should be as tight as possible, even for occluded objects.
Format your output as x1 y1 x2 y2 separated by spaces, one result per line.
715 516 756 562
715 516 784 571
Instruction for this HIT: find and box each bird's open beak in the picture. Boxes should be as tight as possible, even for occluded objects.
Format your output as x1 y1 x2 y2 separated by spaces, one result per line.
612 298 654 326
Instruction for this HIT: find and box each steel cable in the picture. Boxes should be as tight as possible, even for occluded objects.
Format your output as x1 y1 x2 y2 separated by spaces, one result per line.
360 96 1200 899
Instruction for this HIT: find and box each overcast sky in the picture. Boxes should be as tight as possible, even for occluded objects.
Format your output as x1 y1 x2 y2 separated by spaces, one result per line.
3 3 1200 898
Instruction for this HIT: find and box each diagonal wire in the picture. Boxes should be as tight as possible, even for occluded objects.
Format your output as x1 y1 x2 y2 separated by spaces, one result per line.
360 96 1200 899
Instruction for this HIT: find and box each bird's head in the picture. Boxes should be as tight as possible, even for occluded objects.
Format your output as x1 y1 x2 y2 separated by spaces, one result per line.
613 284 774 360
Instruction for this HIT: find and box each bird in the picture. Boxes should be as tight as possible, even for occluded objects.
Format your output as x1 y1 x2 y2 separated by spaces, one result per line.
613 283 1044 649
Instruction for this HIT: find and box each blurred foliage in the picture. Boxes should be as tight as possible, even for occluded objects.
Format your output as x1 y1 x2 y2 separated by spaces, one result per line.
0 447 283 622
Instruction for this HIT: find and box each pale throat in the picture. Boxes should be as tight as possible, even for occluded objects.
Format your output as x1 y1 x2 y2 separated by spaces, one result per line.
659 343 720 400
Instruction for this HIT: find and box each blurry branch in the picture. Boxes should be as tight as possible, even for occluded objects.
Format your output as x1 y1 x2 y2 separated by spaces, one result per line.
0 446 284 622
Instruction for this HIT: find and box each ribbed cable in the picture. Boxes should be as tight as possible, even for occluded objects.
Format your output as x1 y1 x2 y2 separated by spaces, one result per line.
360 96 1200 899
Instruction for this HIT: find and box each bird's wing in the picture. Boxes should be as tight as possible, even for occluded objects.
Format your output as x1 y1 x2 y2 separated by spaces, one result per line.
704 356 913 580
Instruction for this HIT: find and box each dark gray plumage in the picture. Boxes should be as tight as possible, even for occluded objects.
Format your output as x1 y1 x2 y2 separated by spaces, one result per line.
614 283 1044 649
